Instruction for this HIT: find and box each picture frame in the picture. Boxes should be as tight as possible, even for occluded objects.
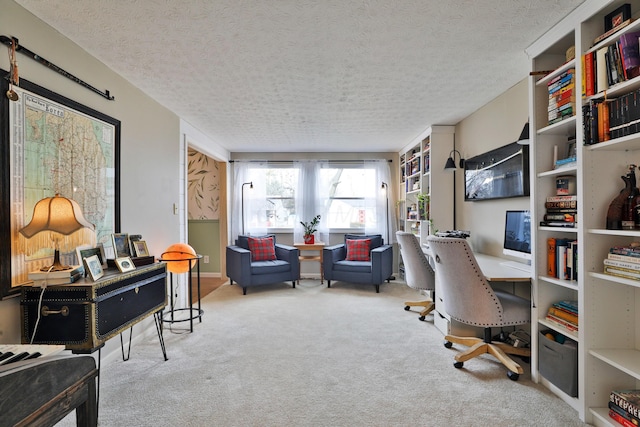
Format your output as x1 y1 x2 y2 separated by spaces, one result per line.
111 233 131 258
84 255 105 281
128 234 142 256
1 73 121 299
115 256 136 273
604 4 631 32
75 243 107 270
133 240 150 257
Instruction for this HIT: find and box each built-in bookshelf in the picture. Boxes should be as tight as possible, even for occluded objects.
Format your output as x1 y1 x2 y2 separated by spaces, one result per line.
398 126 454 247
527 1 640 424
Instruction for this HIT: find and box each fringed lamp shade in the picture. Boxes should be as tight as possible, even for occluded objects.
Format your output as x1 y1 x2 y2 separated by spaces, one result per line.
161 243 197 273
18 194 96 271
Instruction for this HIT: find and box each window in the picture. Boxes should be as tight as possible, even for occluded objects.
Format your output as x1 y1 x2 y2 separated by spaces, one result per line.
319 167 378 229
234 159 391 238
245 167 299 229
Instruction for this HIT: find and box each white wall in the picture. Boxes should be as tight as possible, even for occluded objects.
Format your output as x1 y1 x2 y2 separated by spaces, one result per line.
0 1 182 355
455 78 530 256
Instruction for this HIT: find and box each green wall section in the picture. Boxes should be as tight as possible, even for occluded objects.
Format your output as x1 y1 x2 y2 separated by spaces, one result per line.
188 220 220 273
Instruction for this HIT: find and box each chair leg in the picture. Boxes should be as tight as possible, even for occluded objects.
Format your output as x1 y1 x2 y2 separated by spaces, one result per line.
375 284 379 293
292 281 296 288
327 280 331 288
242 287 247 295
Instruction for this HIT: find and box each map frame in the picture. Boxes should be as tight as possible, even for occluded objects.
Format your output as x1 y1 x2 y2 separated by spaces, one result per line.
0 72 121 299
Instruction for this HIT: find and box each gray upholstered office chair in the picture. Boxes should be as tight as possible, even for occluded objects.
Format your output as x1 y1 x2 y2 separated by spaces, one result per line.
427 235 531 381
396 231 435 321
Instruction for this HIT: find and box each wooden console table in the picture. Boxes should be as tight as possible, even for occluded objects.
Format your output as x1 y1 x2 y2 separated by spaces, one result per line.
293 242 325 283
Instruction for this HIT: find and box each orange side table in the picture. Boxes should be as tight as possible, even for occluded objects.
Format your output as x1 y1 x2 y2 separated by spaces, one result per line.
293 242 325 283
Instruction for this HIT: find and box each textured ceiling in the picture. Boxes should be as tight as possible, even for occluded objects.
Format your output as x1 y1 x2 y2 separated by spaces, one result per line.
15 0 584 153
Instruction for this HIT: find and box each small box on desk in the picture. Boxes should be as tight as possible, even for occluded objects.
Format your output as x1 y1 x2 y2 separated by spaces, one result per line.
538 329 578 397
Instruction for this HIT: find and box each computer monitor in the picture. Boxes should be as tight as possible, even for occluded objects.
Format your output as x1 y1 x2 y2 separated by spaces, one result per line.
503 210 531 261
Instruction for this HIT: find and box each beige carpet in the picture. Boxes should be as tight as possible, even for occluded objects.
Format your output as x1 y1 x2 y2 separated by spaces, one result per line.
60 280 588 426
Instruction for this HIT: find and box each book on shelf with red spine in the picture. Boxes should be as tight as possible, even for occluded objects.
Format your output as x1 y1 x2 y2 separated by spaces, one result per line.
610 409 636 427
609 400 640 426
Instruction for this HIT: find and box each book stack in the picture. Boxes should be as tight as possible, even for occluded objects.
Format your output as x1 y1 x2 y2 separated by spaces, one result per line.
609 390 640 427
541 195 577 228
28 264 84 285
545 300 578 333
548 68 575 126
604 246 640 280
547 238 578 280
546 300 578 333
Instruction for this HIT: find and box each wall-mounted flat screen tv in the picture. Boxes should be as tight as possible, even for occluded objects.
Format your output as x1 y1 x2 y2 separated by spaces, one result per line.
464 142 530 201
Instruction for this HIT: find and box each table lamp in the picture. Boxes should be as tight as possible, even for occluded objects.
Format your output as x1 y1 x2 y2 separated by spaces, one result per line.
18 194 96 271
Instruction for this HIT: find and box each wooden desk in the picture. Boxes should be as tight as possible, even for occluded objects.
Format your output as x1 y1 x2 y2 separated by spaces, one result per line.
0 355 98 427
293 242 325 283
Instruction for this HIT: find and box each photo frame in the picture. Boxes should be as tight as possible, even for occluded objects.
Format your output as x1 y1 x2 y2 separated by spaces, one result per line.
111 233 131 258
115 256 136 273
605 4 631 32
133 240 150 257
128 234 142 256
1 73 121 299
84 255 105 281
76 244 107 275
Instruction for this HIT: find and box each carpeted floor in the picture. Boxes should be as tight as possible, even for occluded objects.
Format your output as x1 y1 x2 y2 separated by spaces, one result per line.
60 279 588 426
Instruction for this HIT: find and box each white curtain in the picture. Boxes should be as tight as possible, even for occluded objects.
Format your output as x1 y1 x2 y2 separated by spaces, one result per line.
294 160 329 244
231 161 268 241
364 160 396 245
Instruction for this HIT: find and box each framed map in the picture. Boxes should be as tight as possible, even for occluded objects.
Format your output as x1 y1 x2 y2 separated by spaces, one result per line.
0 72 121 298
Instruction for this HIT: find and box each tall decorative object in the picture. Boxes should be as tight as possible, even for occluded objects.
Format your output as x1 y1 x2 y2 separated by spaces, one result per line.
607 165 635 230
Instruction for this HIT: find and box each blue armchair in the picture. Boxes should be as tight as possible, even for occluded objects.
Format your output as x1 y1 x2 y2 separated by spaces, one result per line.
226 235 300 295
323 234 393 293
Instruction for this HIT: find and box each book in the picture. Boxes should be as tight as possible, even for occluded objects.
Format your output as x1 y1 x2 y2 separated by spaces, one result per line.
584 51 595 97
608 252 640 264
28 265 84 280
619 31 640 73
604 258 640 271
547 306 579 325
539 221 576 228
29 271 83 286
610 247 640 258
610 408 636 427
543 213 576 222
611 390 640 420
609 401 640 426
604 266 640 280
558 242 568 279
547 237 556 278
596 46 610 94
556 300 578 313
545 313 579 332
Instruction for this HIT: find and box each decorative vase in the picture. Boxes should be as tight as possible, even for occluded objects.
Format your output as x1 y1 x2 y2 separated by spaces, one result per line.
304 234 315 244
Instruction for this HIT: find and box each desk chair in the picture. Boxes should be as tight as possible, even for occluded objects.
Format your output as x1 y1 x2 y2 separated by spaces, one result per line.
427 236 531 381
396 231 435 321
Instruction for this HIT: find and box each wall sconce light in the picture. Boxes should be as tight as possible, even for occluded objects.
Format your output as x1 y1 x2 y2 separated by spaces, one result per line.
517 122 530 145
18 194 96 271
241 181 253 235
444 150 465 171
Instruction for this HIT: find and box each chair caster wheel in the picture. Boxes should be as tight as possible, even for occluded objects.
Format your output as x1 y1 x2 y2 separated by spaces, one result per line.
520 356 530 364
404 305 410 311
507 371 519 381
444 341 453 349
418 315 425 321
454 361 464 369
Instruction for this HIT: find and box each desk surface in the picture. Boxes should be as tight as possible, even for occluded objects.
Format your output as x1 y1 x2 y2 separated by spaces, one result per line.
422 245 530 282
473 253 531 282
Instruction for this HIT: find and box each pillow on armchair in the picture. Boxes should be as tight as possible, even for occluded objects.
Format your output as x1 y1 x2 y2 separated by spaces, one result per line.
345 238 372 261
247 236 277 261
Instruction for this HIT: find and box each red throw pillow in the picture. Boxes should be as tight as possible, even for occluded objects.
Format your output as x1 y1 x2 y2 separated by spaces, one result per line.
248 236 276 261
345 239 371 261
